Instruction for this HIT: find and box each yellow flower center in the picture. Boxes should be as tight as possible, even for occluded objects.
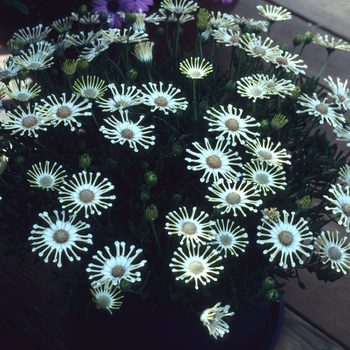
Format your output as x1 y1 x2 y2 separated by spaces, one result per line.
328 246 342 260
121 128 134 140
189 260 204 275
189 69 202 79
230 35 240 44
226 192 241 204
56 106 72 119
278 230 293 246
253 45 266 55
337 94 346 102
182 221 197 235
206 155 222 169
115 100 127 108
22 115 38 128
112 266 125 277
154 96 168 107
315 103 328 114
53 229 69 243
225 118 239 131
79 189 95 203
342 203 350 216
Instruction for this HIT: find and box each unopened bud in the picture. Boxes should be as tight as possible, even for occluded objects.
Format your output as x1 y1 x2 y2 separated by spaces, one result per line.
126 69 138 81
79 153 91 169
140 191 150 202
262 277 276 290
265 289 280 302
297 195 311 212
120 279 131 292
293 34 303 46
303 31 313 44
145 204 158 221
78 4 88 17
144 171 158 187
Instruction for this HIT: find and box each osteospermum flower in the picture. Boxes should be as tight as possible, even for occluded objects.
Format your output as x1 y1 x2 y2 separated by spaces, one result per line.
97 83 143 112
179 57 213 79
262 74 295 98
100 28 149 45
65 31 102 47
165 207 214 246
211 28 240 47
256 5 292 22
206 180 262 216
204 104 260 146
207 11 236 30
73 76 107 100
86 240 147 287
185 138 242 183
315 230 350 274
1 103 50 137
339 164 350 186
133 41 154 64
296 93 345 128
239 33 281 63
324 76 350 110
51 17 74 33
13 41 55 71
58 171 116 218
90 283 124 314
313 33 350 52
210 219 248 258
157 9 194 24
334 125 350 147
324 184 350 232
78 38 110 62
5 79 41 102
236 74 272 102
161 0 199 14
141 81 188 114
29 210 92 268
243 162 287 196
0 58 21 81
27 161 67 191
257 210 314 269
100 110 156 152
272 51 307 75
200 302 234 340
12 24 52 44
245 137 291 168
70 12 102 25
39 93 92 131
169 243 224 290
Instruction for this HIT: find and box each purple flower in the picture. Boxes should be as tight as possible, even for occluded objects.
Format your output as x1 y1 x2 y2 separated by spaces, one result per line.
90 0 154 28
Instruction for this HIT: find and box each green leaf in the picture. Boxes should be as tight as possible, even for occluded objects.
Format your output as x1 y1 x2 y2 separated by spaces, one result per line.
2 0 29 15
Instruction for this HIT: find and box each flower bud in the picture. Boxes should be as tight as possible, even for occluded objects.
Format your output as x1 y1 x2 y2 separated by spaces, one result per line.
172 194 182 203
297 195 311 212
62 59 78 76
171 144 183 156
99 12 109 23
144 171 158 187
145 204 158 221
262 277 276 290
265 289 280 302
79 153 91 169
15 155 25 165
78 4 88 17
271 113 288 130
17 69 28 81
303 31 313 44
125 11 136 26
140 191 150 202
293 34 303 46
225 80 236 93
197 8 209 32
260 119 270 129
127 69 138 82
291 86 301 100
280 44 289 52
120 279 131 292
0 155 7 175
156 27 164 38
77 58 89 72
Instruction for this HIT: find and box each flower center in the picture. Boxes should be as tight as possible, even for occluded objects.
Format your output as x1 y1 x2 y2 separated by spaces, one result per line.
189 260 204 275
17 92 30 101
328 246 342 260
259 149 272 160
276 57 288 65
190 70 202 79
112 265 125 277
0 70 10 79
342 203 350 216
267 82 276 89
182 221 197 235
83 88 97 98
225 118 239 131
79 189 95 203
53 229 69 243
115 99 127 108
154 96 168 107
96 295 111 309
253 45 266 55
121 128 134 139
278 230 293 246
337 94 346 102
226 192 241 204
56 106 72 119
22 115 38 128
230 35 240 43
28 62 41 69
251 87 262 96
206 155 222 169
39 175 53 187
219 234 232 246
256 172 269 184
95 44 105 53
315 103 328 114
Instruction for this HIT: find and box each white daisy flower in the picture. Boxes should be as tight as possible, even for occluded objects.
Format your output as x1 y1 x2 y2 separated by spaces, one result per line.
5 78 41 102
71 12 103 24
86 240 147 287
315 230 350 274
272 51 307 75
313 33 350 52
96 83 143 112
179 57 213 79
160 0 199 14
29 210 92 268
185 138 242 183
256 5 292 22
206 180 263 216
210 219 248 258
207 11 236 30
100 110 155 152
169 243 224 290
141 81 188 115
324 76 350 110
262 74 295 98
165 207 214 246
38 93 92 131
257 210 313 269
200 302 234 340
78 38 110 62
2 103 50 137
90 283 124 314
334 125 350 147
51 17 74 33
99 28 149 45
133 41 154 64
324 184 350 232
73 75 107 100
27 161 67 191
211 28 241 47
245 137 291 169
204 104 260 146
58 171 116 218
12 24 52 44
236 75 272 102
296 93 345 128
157 9 194 24
65 31 102 47
339 164 350 186
0 58 21 81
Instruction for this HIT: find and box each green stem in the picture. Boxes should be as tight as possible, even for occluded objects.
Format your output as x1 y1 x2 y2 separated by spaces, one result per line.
317 51 332 80
150 220 163 254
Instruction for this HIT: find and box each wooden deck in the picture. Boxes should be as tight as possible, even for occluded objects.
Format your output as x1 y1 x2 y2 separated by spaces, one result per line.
1 0 350 349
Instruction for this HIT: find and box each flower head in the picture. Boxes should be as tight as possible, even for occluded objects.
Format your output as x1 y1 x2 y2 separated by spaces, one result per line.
257 210 313 269
86 240 147 287
334 125 350 147
256 5 292 22
58 171 116 218
206 180 262 216
12 24 52 44
313 33 350 52
272 51 307 75
200 302 234 340
0 58 21 81
315 230 350 274
27 161 67 191
73 75 107 100
169 243 224 290
100 110 156 152
29 210 92 268
211 28 240 47
141 81 188 114
5 78 41 102
90 283 124 314
324 76 350 110
165 207 214 246
339 164 350 186
160 0 199 14
210 219 248 258
51 17 74 33
179 57 213 79
236 74 273 102
78 38 110 62
185 138 242 183
133 41 154 64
